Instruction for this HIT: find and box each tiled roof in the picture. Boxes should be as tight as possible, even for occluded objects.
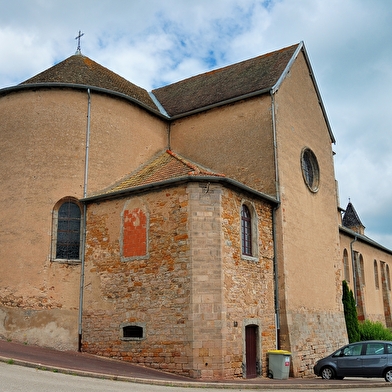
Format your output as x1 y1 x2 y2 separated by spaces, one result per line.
20 54 158 111
104 150 225 194
152 43 299 117
17 44 300 118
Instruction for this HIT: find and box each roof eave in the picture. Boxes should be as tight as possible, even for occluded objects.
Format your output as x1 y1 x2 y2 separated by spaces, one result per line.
339 225 392 255
81 175 279 205
168 87 272 120
270 42 304 94
0 83 169 120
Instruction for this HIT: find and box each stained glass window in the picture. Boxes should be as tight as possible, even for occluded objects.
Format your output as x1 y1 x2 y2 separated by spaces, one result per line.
56 201 81 260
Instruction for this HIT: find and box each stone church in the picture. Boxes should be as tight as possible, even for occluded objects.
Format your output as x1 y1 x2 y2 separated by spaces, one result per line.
1 41 391 380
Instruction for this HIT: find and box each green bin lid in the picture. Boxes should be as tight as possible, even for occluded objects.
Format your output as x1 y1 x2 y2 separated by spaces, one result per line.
268 349 291 355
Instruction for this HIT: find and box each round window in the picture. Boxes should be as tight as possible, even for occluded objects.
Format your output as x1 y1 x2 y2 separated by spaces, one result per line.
301 148 319 192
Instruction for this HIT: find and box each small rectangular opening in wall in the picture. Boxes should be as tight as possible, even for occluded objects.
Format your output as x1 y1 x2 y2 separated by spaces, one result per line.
123 325 143 339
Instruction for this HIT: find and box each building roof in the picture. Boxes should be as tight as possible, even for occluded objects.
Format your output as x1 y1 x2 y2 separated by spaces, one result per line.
151 43 299 117
17 44 300 118
339 225 392 255
20 53 159 111
102 149 225 195
342 202 365 232
83 149 279 205
5 42 334 143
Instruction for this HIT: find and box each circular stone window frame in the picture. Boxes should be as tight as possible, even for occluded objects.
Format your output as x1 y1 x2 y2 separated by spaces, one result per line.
300 147 320 192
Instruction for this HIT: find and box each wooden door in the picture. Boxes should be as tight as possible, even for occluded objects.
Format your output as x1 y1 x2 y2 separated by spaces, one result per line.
245 325 258 378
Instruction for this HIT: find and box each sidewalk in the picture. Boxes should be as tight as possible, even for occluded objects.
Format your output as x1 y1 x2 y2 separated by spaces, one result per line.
0 338 390 389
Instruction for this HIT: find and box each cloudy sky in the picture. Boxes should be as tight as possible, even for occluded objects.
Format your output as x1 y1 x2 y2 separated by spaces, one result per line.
1 0 391 247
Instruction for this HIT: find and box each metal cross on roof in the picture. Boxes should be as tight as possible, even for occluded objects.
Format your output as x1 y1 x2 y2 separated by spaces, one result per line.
75 30 84 54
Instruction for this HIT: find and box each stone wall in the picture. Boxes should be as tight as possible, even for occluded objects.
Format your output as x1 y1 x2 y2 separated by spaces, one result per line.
82 187 193 376
82 182 277 379
285 311 347 377
221 188 276 377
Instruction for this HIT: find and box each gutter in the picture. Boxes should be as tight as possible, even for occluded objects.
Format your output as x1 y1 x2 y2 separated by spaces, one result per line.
0 83 168 120
81 175 279 205
168 87 272 120
339 225 392 255
0 82 273 122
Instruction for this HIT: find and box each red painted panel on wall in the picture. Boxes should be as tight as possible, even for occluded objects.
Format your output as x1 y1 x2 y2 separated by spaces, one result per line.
123 208 147 257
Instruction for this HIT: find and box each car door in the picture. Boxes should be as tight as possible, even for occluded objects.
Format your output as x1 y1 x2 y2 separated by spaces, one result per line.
335 343 363 376
361 342 387 377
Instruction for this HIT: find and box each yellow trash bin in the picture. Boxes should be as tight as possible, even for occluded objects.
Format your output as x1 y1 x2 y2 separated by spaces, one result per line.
268 350 291 379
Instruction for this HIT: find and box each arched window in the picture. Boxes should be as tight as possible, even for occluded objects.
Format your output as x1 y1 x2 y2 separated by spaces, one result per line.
241 204 252 256
52 198 82 262
343 249 350 282
374 260 379 289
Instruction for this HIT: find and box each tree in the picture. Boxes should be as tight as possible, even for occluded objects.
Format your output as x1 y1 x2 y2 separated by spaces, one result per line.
342 280 360 342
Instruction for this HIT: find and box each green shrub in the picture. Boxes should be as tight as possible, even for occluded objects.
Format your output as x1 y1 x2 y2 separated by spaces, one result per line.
342 280 360 342
359 320 392 341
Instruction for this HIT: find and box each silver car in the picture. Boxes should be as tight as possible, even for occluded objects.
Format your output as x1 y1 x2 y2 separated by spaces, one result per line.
313 340 392 382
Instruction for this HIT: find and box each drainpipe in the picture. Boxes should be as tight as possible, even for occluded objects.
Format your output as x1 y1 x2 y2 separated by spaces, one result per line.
350 236 358 306
78 88 91 351
271 91 281 349
272 206 280 349
271 92 280 201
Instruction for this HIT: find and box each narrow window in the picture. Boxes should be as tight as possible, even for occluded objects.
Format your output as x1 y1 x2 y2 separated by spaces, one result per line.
359 255 365 286
241 205 252 256
374 260 379 289
343 249 350 282
387 265 391 291
53 199 82 262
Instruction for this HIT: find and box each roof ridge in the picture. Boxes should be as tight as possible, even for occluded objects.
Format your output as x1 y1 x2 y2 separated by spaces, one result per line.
152 43 300 117
93 150 225 197
155 43 300 89
166 149 225 177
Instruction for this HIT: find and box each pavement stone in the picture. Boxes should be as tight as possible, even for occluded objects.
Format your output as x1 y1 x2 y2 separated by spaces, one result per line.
0 338 390 389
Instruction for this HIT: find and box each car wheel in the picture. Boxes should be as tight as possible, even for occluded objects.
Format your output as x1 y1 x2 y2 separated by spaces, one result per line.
385 368 392 382
321 366 335 380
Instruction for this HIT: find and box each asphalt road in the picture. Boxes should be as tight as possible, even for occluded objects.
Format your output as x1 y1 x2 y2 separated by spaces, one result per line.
2 361 391 392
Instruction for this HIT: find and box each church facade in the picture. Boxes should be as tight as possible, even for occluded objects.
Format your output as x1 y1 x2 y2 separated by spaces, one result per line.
1 41 391 379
